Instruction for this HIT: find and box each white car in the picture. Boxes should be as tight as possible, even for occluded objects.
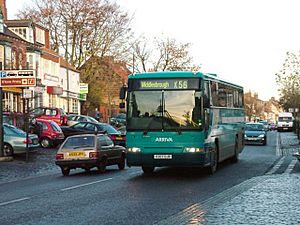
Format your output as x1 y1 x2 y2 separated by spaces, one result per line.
67 115 99 126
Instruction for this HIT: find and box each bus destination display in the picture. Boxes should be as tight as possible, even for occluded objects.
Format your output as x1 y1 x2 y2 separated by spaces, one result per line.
136 79 200 90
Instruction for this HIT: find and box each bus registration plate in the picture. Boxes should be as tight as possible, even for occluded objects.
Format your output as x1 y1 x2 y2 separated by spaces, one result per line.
154 154 172 159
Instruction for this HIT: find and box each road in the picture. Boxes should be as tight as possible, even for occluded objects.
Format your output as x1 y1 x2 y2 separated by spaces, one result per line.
0 131 299 225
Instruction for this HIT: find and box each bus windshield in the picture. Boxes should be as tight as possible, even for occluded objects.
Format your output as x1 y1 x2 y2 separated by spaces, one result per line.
127 90 202 131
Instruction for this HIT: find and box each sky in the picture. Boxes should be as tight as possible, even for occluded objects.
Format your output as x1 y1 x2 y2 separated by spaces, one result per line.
7 0 300 101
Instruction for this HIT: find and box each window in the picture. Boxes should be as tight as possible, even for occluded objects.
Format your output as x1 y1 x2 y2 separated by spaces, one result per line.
0 45 4 69
85 123 96 131
97 135 108 146
12 50 17 69
5 46 11 70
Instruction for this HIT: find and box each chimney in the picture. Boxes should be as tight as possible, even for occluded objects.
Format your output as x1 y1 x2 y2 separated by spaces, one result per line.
0 0 7 20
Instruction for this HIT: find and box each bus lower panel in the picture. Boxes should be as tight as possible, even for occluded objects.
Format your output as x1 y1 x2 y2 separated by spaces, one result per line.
127 153 208 167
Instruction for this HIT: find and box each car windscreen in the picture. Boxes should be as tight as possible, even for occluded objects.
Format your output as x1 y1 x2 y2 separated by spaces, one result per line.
100 124 119 134
245 124 264 131
278 117 293 122
62 136 95 149
51 121 62 132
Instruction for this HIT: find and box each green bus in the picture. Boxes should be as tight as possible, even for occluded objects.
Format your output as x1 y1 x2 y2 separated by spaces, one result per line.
120 71 245 174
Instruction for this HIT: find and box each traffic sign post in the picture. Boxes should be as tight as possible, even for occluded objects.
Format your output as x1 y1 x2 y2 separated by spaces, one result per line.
0 70 36 160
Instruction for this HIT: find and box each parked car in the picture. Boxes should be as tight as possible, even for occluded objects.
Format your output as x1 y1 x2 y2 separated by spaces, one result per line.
29 107 68 126
61 121 126 147
67 114 99 126
110 113 126 127
117 126 126 135
55 134 126 176
244 122 267 145
2 123 40 156
31 118 65 148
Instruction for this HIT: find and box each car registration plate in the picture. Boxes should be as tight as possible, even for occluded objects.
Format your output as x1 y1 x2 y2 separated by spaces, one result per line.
69 152 85 157
247 138 257 140
115 137 123 140
154 154 172 159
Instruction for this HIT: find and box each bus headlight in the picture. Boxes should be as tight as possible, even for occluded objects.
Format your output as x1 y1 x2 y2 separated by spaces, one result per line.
128 147 141 153
184 147 204 153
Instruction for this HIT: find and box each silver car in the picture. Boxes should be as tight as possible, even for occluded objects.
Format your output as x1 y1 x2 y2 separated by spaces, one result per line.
3 123 40 156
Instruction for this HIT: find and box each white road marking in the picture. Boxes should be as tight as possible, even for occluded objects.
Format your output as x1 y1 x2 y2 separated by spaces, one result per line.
265 157 285 175
276 132 281 156
284 159 298 174
0 197 30 206
61 178 113 191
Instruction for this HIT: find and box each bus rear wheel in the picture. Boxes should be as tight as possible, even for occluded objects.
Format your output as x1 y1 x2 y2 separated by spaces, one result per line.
142 166 155 174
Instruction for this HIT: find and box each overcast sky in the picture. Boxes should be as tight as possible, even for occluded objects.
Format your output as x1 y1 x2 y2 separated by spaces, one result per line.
8 0 300 100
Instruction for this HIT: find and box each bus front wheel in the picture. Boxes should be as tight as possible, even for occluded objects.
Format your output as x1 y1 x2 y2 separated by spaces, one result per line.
207 147 218 175
142 166 155 174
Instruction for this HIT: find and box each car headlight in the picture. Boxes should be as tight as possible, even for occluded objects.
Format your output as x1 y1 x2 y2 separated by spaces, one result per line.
258 134 265 138
244 134 247 138
127 147 141 152
184 147 204 153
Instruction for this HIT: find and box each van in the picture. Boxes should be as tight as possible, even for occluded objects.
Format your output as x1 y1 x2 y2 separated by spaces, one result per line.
277 112 294 132
30 107 68 126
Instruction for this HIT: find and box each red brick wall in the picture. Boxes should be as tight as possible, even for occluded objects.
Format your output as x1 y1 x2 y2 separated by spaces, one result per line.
0 0 7 20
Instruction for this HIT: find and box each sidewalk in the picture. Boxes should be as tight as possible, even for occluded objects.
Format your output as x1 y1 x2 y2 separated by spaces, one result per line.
203 131 300 225
0 148 59 183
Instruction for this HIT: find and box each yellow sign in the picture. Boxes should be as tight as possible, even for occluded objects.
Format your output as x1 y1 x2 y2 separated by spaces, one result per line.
2 87 23 93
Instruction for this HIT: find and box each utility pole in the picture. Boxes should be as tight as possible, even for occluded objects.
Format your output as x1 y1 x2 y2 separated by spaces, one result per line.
0 87 3 157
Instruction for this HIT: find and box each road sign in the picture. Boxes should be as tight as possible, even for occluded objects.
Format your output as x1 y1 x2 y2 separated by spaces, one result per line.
0 70 35 78
0 77 36 87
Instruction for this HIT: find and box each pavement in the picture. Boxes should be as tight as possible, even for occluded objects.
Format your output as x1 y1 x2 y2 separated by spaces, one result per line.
0 132 300 225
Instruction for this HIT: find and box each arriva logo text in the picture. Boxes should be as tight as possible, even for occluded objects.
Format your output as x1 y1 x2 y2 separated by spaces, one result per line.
155 137 173 142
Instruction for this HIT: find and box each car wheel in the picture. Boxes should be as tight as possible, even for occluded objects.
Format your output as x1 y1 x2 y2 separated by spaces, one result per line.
207 143 218 175
142 166 155 174
61 167 70 176
97 158 107 173
118 155 125 170
3 143 13 156
231 140 239 163
40 137 51 148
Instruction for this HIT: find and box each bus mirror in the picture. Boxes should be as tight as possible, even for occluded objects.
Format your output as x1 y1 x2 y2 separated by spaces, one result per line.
119 102 125 109
119 86 127 100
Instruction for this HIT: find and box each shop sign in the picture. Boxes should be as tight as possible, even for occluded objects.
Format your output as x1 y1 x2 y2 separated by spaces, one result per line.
80 83 88 94
47 86 63 95
78 93 87 101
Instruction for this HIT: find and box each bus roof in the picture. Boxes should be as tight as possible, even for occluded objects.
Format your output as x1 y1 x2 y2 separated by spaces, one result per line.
128 71 243 89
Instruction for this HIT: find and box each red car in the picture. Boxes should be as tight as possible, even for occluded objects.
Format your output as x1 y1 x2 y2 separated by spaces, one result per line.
30 107 68 126
35 118 65 148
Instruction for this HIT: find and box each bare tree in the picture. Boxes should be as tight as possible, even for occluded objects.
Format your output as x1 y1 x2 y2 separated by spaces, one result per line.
17 0 133 68
130 36 200 73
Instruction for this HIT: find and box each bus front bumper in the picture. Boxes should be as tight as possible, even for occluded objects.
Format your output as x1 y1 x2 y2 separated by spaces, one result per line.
127 152 209 167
